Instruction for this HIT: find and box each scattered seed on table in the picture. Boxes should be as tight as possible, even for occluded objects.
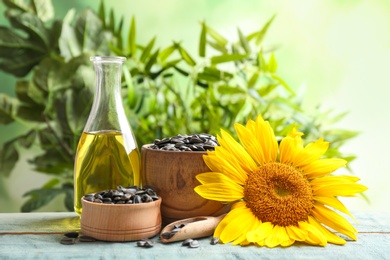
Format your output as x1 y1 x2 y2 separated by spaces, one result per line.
210 237 219 245
188 240 199 248
182 238 193 246
137 239 155 248
60 237 76 245
79 235 97 242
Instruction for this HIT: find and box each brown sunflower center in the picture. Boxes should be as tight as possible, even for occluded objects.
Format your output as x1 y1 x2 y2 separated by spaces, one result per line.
244 162 314 226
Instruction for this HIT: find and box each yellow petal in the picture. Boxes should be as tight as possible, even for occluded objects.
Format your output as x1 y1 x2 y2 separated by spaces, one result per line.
312 203 357 240
314 196 354 219
246 222 274 243
293 138 329 167
313 183 368 197
194 173 243 201
280 238 295 247
311 175 361 186
214 205 250 242
264 225 290 248
302 158 347 179
279 128 304 164
251 116 278 162
213 146 249 185
235 123 265 165
218 129 258 172
202 152 221 173
298 220 327 246
235 217 262 246
196 172 235 185
219 207 258 245
307 216 346 245
285 225 308 242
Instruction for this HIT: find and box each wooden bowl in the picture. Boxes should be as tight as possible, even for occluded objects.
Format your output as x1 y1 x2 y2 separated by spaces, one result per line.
80 197 162 241
141 144 229 224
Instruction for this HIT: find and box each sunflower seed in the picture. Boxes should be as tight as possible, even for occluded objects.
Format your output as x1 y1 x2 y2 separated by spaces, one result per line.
161 232 175 239
60 237 76 245
79 235 97 242
189 240 199 248
210 237 219 245
137 239 155 248
182 238 193 246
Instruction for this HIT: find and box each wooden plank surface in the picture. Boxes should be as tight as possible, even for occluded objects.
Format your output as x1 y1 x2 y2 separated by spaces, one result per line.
0 211 389 259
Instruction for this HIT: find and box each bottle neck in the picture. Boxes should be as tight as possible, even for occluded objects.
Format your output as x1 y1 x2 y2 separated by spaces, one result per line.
84 58 129 134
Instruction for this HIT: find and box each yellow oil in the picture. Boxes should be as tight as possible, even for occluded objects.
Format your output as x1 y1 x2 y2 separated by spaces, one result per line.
74 130 140 215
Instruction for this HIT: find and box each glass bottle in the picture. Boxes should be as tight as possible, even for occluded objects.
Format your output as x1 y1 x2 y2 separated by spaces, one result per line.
74 56 140 215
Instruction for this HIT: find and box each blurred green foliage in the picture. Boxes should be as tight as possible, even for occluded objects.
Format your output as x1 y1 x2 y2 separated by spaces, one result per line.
0 0 358 211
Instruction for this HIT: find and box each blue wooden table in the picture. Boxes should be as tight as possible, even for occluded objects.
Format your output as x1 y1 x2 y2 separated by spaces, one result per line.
0 211 389 259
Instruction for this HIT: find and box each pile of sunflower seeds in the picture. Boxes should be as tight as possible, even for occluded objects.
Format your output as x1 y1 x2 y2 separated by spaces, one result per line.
83 185 159 205
150 134 219 152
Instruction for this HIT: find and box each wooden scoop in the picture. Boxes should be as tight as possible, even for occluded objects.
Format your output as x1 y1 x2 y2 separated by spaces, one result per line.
160 214 226 243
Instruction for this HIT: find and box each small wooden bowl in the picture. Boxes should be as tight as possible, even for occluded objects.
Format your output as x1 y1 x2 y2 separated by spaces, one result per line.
142 144 229 224
80 197 162 241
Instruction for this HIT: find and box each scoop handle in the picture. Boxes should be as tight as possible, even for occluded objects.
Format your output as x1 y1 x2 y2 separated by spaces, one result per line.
160 214 226 243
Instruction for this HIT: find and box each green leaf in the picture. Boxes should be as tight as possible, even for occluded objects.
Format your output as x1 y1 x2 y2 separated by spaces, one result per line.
0 140 19 177
2 0 30 12
0 94 15 124
210 53 247 64
268 53 277 73
75 9 108 54
21 187 64 212
109 8 115 32
58 9 80 59
140 36 156 63
175 43 196 66
8 12 51 48
199 22 206 57
42 178 60 188
206 40 227 53
198 67 233 82
127 16 136 55
15 81 37 105
48 19 62 49
237 27 250 53
97 0 106 28
248 71 259 88
16 103 45 122
247 14 276 46
145 49 160 73
63 183 74 211
218 85 246 95
31 0 54 22
206 24 228 47
115 16 124 49
271 74 294 94
0 27 46 76
159 45 176 63
65 86 93 135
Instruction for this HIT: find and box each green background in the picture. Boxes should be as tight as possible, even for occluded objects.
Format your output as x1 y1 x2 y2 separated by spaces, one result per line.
1 0 389 212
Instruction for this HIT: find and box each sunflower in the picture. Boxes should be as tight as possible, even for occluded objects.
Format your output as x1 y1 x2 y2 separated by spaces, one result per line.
194 115 367 247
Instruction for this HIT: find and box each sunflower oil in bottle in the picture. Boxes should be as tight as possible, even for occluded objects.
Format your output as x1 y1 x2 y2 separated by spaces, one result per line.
74 56 140 215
